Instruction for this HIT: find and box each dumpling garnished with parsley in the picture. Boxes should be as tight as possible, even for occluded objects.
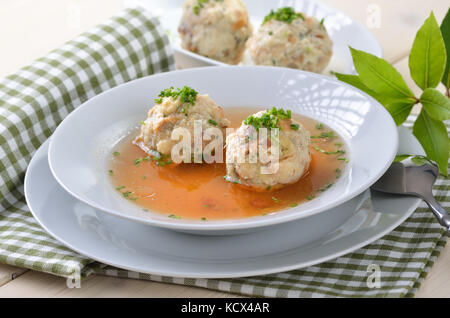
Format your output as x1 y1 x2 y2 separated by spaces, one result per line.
225 108 311 191
134 86 230 159
178 0 253 64
247 7 333 73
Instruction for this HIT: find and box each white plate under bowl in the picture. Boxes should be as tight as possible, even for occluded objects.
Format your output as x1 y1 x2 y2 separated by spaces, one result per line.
124 0 383 72
25 128 421 278
47 66 398 235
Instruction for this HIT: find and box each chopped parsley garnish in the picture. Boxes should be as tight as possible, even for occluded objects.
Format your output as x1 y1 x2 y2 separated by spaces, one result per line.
313 146 346 156
193 5 200 14
306 195 315 201
156 159 172 167
338 157 349 163
316 123 323 130
320 18 325 28
272 196 279 203
122 191 134 198
108 170 114 176
335 168 342 179
201 217 207 221
263 7 304 25
317 183 333 192
268 31 273 36
118 189 138 200
113 151 120 157
193 4 200 14
334 142 343 147
243 107 292 130
208 119 218 126
141 176 147 180
290 123 299 131
223 176 241 184
154 86 198 106
141 121 145 125
193 0 223 15
311 131 335 139
168 214 181 219
266 185 271 191
290 203 298 207
134 157 144 166
134 157 144 165
134 154 171 167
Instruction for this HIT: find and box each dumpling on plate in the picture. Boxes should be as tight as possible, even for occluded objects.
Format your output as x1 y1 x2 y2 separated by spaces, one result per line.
178 0 253 64
225 108 311 191
134 86 230 159
247 7 333 73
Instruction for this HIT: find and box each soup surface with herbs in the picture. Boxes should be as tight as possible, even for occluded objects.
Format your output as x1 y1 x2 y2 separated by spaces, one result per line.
108 108 347 221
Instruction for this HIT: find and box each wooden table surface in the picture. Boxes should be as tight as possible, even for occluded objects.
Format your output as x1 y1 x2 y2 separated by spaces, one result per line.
0 0 448 298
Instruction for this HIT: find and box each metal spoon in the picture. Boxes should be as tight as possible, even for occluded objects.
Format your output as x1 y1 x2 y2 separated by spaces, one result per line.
371 158 450 236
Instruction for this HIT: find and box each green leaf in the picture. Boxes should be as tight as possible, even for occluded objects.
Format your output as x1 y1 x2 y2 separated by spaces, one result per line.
334 73 393 105
384 101 415 126
349 47 415 100
394 154 434 166
409 11 447 90
394 154 412 162
335 72 416 126
410 155 434 166
441 8 450 89
413 110 449 176
420 88 450 120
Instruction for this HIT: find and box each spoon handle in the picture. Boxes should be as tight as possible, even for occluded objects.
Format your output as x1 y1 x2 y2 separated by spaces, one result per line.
422 194 450 236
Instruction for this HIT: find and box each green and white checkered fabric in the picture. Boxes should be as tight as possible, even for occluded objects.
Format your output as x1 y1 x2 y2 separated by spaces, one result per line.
0 6 447 297
0 7 174 277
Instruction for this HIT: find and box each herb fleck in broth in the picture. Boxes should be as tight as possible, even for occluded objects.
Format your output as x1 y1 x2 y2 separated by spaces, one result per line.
109 108 347 220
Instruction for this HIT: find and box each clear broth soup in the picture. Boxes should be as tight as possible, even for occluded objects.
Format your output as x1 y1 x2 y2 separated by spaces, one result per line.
109 108 347 220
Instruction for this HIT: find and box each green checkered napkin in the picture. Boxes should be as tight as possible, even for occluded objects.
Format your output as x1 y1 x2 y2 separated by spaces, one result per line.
0 6 174 277
0 7 447 297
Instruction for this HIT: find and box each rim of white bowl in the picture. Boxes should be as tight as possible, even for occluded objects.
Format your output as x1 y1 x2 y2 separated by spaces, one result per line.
48 66 398 231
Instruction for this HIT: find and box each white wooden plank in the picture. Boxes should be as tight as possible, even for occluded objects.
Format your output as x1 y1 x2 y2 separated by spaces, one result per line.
0 271 241 298
321 0 449 63
0 264 27 287
416 244 450 298
0 0 123 77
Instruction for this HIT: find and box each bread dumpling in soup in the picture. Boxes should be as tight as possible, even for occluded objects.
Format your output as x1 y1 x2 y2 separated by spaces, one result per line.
247 7 333 73
134 86 230 159
178 0 253 64
225 108 311 191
